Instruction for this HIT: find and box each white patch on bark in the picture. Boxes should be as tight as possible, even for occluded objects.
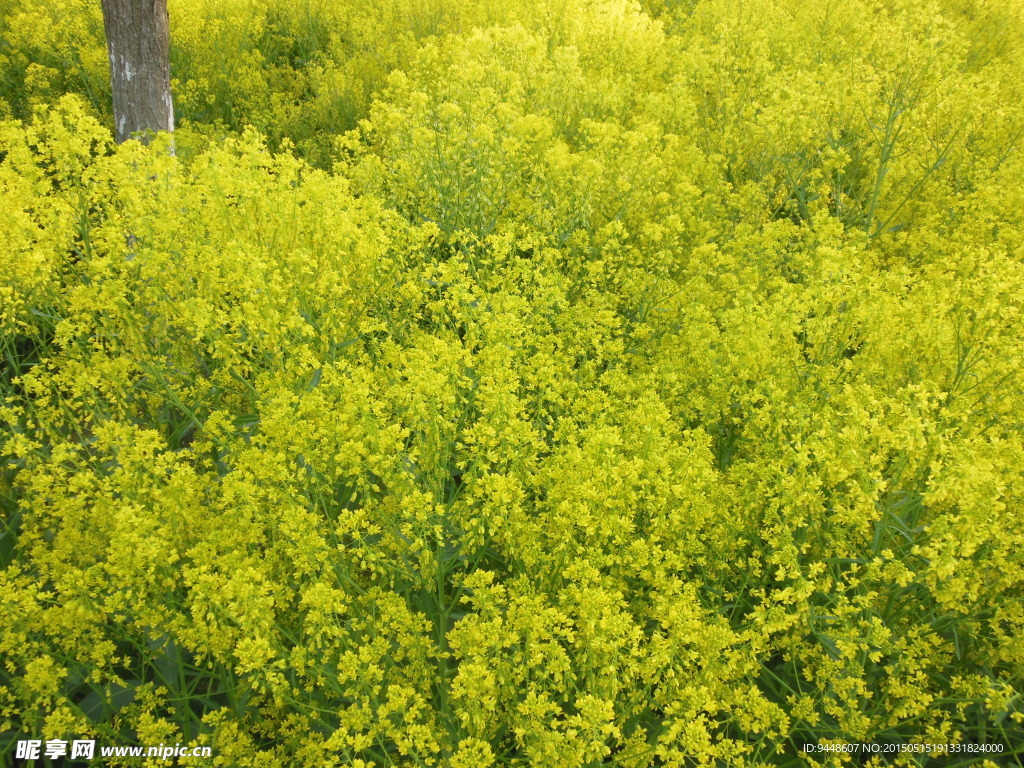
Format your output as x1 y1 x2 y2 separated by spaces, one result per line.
164 90 175 132
121 56 135 82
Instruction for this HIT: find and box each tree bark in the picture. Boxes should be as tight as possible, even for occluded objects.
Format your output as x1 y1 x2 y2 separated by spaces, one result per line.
101 0 174 144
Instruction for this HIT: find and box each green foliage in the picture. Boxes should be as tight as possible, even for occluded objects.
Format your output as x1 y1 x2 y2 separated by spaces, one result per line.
1 0 1024 765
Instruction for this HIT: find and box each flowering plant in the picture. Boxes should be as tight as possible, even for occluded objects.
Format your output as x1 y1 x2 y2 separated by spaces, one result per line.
1 0 1023 765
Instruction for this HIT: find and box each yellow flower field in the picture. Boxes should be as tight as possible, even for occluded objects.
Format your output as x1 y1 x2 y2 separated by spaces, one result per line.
1 0 1023 765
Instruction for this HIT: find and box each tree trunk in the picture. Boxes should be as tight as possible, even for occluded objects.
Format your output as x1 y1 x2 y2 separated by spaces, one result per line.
101 0 174 144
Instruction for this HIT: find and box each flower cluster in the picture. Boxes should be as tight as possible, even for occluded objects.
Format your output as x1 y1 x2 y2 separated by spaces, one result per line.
2 0 1023 765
